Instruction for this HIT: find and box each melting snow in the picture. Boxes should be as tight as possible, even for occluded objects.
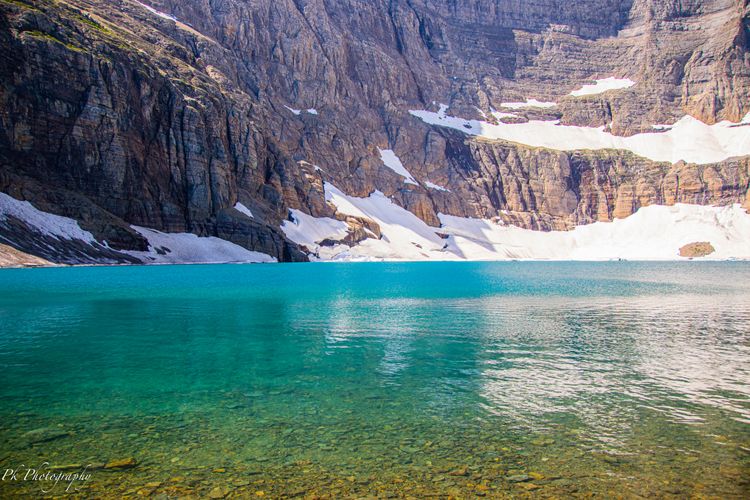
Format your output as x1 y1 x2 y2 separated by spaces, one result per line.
409 108 750 164
307 108 319 115
0 192 96 243
570 77 635 97
126 227 276 264
136 1 178 22
234 202 254 219
500 99 557 109
378 149 418 185
284 105 302 115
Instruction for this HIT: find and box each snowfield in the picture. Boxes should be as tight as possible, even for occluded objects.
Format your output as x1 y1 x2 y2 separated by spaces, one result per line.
409 108 750 164
280 183 750 262
438 204 750 261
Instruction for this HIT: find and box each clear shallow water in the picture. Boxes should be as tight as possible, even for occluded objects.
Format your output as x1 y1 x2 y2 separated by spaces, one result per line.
0 262 748 498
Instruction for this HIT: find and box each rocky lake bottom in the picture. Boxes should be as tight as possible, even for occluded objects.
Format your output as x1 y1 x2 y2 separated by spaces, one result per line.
0 262 748 498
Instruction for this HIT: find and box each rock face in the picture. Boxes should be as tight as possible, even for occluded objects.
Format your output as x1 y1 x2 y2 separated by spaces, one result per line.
0 0 748 262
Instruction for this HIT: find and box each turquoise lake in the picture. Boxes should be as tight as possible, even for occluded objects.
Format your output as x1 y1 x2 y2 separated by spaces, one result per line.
0 262 749 498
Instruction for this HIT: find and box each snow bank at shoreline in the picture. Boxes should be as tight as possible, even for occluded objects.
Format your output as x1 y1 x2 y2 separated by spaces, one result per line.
2 190 749 266
280 183 750 262
0 192 276 266
125 227 277 264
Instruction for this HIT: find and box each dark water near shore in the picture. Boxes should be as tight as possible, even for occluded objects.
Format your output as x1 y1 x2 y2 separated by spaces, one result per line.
0 262 749 498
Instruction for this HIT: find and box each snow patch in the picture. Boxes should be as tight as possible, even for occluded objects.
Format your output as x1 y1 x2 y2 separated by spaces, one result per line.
424 181 450 192
408 108 750 164
0 192 96 243
570 77 635 97
500 99 557 109
378 148 418 185
491 109 521 120
136 1 178 22
284 106 318 116
280 209 348 249
234 202 254 219
126 227 276 264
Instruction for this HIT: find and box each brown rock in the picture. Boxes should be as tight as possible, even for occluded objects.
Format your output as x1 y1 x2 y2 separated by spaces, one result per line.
679 242 716 258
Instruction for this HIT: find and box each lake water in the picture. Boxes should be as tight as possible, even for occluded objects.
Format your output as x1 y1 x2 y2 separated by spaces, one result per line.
0 262 748 498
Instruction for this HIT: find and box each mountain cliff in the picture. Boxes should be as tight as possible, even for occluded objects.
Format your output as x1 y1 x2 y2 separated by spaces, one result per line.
0 0 748 264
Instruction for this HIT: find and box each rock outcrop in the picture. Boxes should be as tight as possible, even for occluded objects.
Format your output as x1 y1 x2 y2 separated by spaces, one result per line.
0 0 747 263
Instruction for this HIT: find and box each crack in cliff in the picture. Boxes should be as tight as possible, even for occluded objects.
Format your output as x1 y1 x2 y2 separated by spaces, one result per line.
387 0 426 105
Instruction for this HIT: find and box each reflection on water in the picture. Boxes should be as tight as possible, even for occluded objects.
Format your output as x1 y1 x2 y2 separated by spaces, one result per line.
0 262 749 497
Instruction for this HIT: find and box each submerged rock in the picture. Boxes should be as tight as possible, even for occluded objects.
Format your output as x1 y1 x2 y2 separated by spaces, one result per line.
22 427 71 444
507 474 531 483
208 485 232 498
104 457 138 469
